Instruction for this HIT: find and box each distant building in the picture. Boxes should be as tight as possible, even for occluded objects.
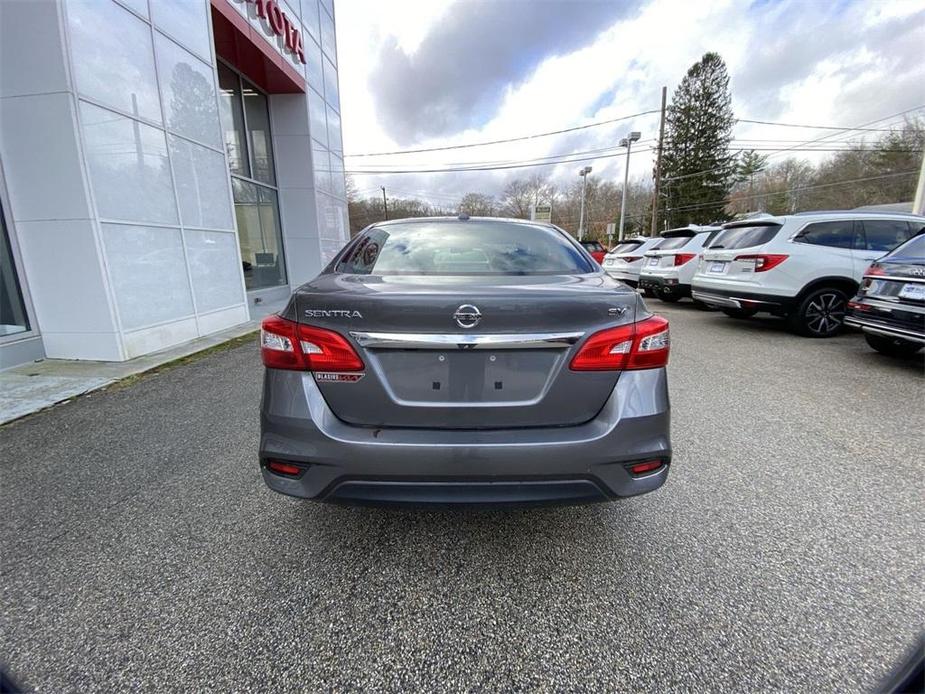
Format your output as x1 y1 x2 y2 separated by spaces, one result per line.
1 0 348 368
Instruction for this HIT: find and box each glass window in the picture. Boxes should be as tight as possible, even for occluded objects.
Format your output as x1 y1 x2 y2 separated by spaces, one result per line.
326 106 342 155
302 0 320 42
888 230 925 259
312 143 331 193
67 0 161 123
1 204 30 336
184 229 244 312
168 135 234 230
323 57 339 111
320 6 336 64
308 88 328 147
155 34 222 148
861 220 916 252
216 63 249 177
100 223 193 329
80 101 178 225
610 241 643 254
657 236 693 250
242 84 275 185
796 221 855 249
336 221 596 276
305 36 324 94
330 154 346 199
232 179 286 289
151 0 211 61
115 0 148 18
712 224 782 249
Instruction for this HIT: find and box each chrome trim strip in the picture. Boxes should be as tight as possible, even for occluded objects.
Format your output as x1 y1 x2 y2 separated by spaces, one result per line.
861 297 925 315
844 317 925 343
350 331 585 350
865 274 925 284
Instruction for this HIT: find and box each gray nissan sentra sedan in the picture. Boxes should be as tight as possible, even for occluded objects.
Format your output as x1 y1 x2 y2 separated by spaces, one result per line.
259 216 671 505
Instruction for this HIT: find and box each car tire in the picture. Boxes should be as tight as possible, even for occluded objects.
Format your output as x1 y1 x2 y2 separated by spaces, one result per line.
789 287 849 338
864 333 923 357
722 307 758 319
657 289 681 303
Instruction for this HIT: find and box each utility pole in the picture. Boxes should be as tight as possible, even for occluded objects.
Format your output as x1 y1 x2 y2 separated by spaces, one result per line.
578 166 592 240
381 186 388 220
618 131 641 241
914 143 925 216
650 86 667 237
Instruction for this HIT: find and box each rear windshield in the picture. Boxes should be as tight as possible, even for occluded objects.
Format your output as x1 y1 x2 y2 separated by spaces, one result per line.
610 241 643 253
657 235 693 250
712 224 782 250
336 221 595 275
889 230 925 259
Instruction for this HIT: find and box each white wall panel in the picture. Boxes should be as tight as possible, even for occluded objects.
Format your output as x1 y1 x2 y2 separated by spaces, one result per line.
184 229 244 312
155 33 222 148
169 135 234 230
151 0 211 61
80 101 179 225
100 223 194 330
67 0 162 122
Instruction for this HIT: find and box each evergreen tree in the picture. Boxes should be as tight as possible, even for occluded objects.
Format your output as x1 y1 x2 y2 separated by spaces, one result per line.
658 53 736 228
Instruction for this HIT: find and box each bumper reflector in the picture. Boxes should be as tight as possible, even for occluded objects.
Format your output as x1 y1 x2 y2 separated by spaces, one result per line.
266 460 304 477
627 460 664 476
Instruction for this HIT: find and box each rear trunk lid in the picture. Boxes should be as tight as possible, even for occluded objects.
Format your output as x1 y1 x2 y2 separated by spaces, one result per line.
293 273 638 429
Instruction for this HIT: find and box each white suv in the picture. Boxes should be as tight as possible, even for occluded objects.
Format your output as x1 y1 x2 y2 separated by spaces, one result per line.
638 226 723 303
601 236 663 287
691 212 923 337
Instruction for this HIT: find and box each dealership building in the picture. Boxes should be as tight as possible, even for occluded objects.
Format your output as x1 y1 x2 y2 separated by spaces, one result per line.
0 0 349 369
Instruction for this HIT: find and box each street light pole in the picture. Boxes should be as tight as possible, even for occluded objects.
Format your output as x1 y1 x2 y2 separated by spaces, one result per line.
618 131 641 241
578 165 592 240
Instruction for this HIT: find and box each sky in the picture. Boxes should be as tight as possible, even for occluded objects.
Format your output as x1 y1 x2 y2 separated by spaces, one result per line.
334 0 925 208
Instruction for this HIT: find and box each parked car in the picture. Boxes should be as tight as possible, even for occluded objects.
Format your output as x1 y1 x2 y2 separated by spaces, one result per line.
691 212 923 337
601 236 664 288
638 226 723 302
259 217 672 506
846 229 925 356
580 240 607 264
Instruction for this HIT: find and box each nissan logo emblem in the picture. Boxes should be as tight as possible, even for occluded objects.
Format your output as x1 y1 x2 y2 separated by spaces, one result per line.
453 304 481 329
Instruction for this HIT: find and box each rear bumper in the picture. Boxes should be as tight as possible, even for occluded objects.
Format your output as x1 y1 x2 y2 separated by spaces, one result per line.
639 274 690 296
604 268 639 286
845 313 925 343
691 285 796 312
259 368 672 506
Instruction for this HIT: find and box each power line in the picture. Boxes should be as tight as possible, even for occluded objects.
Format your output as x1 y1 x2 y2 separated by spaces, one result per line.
664 170 919 215
343 108 661 158
736 118 911 132
346 146 658 175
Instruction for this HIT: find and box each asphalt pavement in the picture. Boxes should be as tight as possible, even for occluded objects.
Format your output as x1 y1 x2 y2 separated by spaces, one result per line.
1 302 923 692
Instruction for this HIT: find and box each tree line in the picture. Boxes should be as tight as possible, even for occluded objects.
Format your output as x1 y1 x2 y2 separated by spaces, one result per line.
349 52 923 241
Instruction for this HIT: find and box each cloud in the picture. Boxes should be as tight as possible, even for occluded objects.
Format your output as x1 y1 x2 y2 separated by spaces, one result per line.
338 0 925 204
367 0 641 144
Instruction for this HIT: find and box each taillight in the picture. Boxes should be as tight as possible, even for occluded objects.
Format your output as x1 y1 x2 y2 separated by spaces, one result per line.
260 315 364 371
734 254 788 272
624 256 642 263
570 315 669 371
673 253 696 266
865 263 886 277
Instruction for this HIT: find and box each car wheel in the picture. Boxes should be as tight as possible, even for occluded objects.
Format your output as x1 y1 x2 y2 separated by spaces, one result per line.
789 287 848 337
722 307 758 319
864 333 923 357
657 289 681 303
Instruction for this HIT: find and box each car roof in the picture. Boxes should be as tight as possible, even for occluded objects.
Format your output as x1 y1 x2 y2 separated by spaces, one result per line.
723 210 925 229
370 215 555 228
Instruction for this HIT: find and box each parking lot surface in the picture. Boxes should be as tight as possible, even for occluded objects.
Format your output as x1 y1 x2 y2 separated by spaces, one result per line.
1 303 922 692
